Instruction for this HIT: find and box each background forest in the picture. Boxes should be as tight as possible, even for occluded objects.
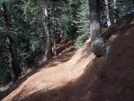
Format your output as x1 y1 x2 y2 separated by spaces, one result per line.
0 0 133 85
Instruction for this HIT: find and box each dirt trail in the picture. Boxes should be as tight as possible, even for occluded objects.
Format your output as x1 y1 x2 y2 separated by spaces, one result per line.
2 39 96 101
1 18 134 101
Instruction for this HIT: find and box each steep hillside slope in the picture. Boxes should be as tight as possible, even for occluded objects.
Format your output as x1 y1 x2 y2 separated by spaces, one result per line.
2 39 96 101
2 17 134 101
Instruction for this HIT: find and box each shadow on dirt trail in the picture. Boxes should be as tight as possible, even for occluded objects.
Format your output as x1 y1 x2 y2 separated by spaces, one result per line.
43 52 74 68
11 57 103 101
0 70 36 100
0 52 74 100
11 19 134 101
95 19 134 101
2 16 134 101
0 39 76 100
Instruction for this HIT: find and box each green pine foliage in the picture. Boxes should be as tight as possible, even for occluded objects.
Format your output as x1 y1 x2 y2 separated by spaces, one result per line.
75 0 90 48
108 0 130 23
59 0 81 39
116 0 130 19
0 0 20 3
0 0 133 84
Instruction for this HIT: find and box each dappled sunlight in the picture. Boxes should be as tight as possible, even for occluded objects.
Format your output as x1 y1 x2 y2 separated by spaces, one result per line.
9 56 103 101
2 39 97 101
2 18 134 101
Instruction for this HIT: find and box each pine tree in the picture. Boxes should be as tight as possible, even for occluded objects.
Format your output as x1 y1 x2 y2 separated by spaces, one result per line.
105 0 111 26
75 0 90 48
89 0 109 57
0 3 18 83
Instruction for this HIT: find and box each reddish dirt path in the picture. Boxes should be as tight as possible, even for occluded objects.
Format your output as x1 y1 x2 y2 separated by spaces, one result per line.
2 18 134 101
2 39 96 101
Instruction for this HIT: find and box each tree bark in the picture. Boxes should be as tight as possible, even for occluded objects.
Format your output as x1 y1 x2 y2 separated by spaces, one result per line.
42 7 52 60
105 0 111 26
52 2 57 56
89 0 108 57
53 24 57 56
113 0 117 23
1 3 18 83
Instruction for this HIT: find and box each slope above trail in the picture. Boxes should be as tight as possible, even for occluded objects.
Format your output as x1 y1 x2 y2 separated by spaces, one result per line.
2 15 134 101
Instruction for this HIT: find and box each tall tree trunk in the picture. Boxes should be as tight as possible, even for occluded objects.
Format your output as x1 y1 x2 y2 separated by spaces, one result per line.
53 24 57 56
52 2 57 56
113 0 117 23
105 0 111 26
1 3 18 83
89 0 108 57
42 7 52 60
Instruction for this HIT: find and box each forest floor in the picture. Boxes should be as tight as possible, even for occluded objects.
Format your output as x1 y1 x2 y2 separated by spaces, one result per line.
1 15 134 101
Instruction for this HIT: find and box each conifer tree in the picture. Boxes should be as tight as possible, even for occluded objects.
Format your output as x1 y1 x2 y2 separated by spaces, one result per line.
89 0 109 57
75 0 90 48
105 0 111 26
0 3 18 83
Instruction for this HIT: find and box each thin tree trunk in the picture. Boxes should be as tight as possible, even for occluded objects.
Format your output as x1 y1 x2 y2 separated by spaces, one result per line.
42 7 52 60
113 0 117 23
52 2 57 56
89 0 108 57
105 0 111 26
53 27 57 56
1 3 18 83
